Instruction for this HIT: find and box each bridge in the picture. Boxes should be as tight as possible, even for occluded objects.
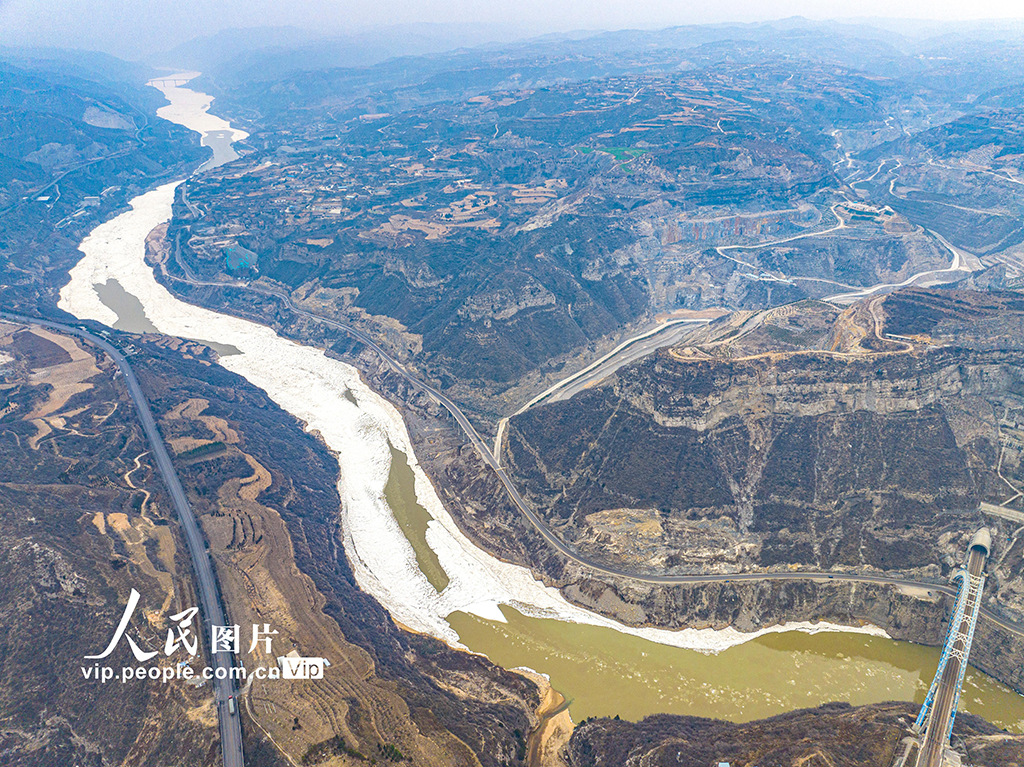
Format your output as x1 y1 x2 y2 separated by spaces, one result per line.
901 528 992 767
148 78 191 88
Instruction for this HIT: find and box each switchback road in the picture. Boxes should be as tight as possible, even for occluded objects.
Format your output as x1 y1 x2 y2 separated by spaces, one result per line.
148 272 1024 643
0 311 245 767
823 229 967 304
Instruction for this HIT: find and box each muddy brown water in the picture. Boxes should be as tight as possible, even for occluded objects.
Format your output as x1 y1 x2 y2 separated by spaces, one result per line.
98 255 1024 732
383 447 1024 729
449 607 1024 728
384 443 450 592
90 80 1024 730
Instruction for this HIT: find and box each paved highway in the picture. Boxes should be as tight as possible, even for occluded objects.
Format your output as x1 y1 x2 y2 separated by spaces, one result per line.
148 272 1024 644
493 316 711 460
822 229 965 304
0 148 132 220
0 311 245 767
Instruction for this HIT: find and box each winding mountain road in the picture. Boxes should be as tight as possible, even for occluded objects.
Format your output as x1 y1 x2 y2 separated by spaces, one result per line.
493 316 711 460
708 193 975 304
0 311 245 767
822 229 966 304
148 269 1024 643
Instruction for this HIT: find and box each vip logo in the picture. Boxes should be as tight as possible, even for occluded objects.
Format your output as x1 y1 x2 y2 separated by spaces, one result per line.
278 655 328 680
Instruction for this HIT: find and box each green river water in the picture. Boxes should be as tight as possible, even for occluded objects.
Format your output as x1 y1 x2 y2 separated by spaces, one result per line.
383 443 1024 729
94 268 1024 731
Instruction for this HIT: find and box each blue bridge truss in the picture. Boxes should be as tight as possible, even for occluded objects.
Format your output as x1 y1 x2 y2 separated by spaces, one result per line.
914 567 986 742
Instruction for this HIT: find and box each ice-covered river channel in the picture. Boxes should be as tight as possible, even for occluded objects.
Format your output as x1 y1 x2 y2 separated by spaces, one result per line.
56 74 1024 728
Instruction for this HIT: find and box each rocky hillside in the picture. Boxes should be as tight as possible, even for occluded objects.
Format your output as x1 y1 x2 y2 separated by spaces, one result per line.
0 321 217 766
504 291 1024 581
0 56 206 316
0 319 543 767
565 702 1024 767
396 288 1024 700
167 50 957 406
132 332 541 767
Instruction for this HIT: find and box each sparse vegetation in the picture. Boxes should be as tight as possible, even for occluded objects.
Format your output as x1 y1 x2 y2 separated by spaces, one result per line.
176 440 226 460
302 735 366 764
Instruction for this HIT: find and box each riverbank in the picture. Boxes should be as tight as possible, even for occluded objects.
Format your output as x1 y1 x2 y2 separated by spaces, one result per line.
55 74 1024 731
60 180 893 654
148 72 248 172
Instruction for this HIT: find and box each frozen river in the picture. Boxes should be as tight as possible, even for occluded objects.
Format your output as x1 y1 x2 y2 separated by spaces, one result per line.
55 74 1024 728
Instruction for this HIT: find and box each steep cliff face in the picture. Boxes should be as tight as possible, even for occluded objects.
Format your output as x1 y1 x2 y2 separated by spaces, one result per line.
505 346 1023 576
375 290 1024 699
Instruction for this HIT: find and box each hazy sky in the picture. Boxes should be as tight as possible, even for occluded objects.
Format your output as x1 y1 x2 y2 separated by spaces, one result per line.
1 0 1023 59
